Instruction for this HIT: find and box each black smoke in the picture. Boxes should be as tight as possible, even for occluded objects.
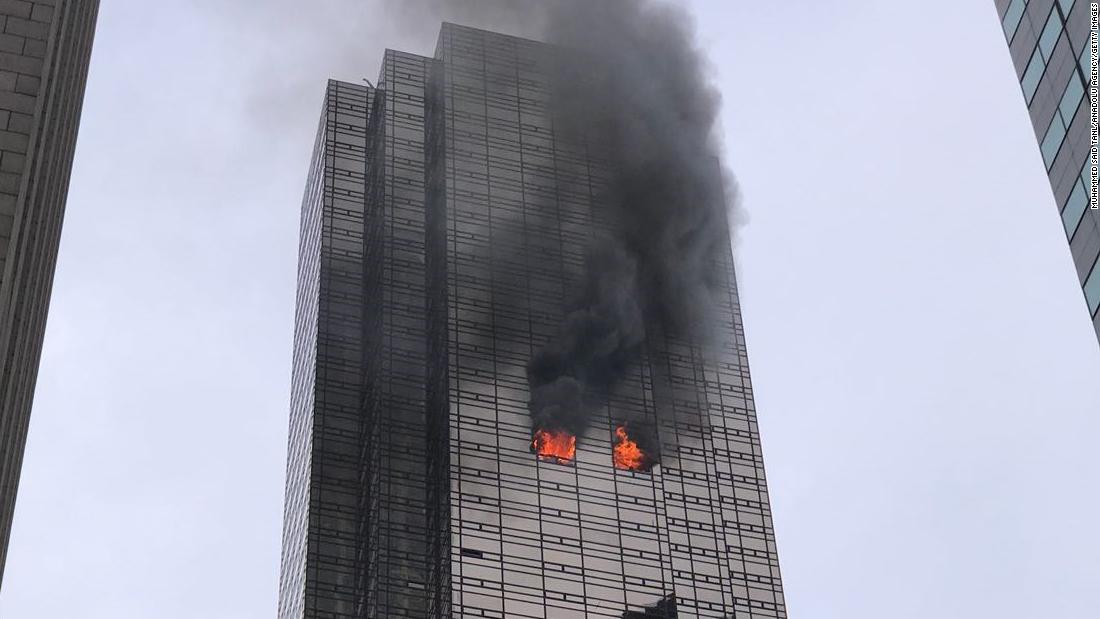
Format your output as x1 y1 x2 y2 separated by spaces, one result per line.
382 0 736 452
528 0 733 447
526 241 645 436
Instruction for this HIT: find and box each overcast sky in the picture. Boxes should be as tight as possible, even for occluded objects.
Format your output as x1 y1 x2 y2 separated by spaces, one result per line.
1 1 1098 617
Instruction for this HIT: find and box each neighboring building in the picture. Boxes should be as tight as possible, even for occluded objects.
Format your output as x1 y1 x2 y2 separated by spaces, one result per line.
279 23 787 618
0 1 100 587
994 0 1099 342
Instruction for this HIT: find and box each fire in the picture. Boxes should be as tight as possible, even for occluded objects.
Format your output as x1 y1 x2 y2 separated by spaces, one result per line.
613 425 651 471
531 429 576 464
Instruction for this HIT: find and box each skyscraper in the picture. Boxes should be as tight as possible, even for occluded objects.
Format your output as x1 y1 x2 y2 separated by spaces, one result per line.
994 0 1099 342
0 1 100 587
279 23 786 618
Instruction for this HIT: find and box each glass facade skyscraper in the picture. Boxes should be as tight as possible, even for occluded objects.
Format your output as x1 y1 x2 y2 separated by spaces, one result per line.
279 23 787 618
995 0 1099 342
0 0 99 588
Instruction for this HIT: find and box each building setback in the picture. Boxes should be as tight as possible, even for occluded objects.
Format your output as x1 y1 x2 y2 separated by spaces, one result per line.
0 0 99 588
994 0 1099 343
279 23 787 618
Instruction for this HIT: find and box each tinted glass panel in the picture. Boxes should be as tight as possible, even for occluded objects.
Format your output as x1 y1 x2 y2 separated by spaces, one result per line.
1062 181 1087 238
1041 115 1066 168
1002 0 1027 40
1038 9 1062 60
1059 75 1085 122
1086 259 1100 315
1021 51 1045 102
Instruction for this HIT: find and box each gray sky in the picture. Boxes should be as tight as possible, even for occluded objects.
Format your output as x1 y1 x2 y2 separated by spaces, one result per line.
1 1 1098 617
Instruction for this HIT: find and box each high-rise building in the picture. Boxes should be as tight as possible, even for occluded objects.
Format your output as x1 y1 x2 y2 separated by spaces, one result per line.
0 1 100 587
994 0 1099 342
279 23 787 618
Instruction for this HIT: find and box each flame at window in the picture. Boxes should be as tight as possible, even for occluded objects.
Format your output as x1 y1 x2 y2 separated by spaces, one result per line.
531 429 576 464
614 425 654 472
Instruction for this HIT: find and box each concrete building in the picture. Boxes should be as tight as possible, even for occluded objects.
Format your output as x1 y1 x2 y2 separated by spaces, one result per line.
279 23 786 618
994 0 1099 342
0 0 99 587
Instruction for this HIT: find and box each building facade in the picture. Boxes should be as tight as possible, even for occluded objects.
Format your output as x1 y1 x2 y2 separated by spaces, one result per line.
0 0 99 587
279 23 786 618
994 0 1099 342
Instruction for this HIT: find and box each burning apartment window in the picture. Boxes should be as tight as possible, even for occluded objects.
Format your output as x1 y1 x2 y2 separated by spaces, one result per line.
613 423 657 472
531 428 577 464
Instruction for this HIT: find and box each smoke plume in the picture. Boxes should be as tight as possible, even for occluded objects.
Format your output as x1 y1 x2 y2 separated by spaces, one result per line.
384 0 735 447
529 0 732 443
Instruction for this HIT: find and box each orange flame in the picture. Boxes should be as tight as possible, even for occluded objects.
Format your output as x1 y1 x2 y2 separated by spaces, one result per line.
613 425 650 471
531 429 576 464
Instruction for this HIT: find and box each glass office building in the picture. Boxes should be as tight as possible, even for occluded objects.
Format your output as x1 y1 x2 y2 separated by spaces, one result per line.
995 0 1099 342
0 0 99 588
279 23 787 618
